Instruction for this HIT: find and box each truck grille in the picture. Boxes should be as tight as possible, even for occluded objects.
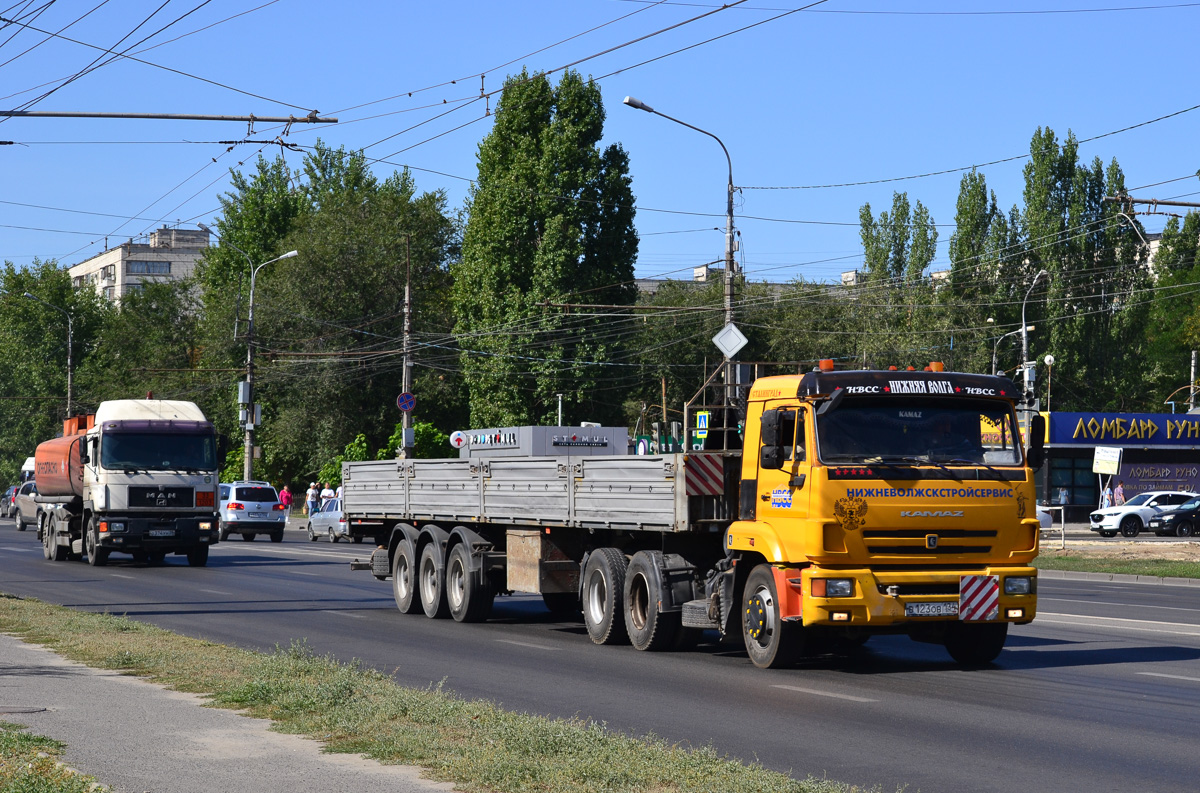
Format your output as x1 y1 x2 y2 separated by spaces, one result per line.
864 529 996 556
127 486 194 508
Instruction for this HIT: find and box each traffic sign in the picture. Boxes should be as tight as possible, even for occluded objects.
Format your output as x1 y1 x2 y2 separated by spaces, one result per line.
696 410 710 440
450 430 467 449
712 323 748 358
396 392 416 412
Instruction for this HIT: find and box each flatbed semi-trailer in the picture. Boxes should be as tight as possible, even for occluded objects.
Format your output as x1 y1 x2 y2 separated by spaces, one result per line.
346 366 1044 668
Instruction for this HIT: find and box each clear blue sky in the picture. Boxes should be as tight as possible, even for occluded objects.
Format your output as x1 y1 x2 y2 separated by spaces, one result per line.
2 0 1197 284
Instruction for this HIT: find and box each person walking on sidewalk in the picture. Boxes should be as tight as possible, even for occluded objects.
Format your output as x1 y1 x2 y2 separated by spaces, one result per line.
1114 480 1125 507
279 485 293 517
305 482 319 517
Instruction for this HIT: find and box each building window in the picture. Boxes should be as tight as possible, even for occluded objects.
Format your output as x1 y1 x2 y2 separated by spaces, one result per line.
1049 455 1097 507
126 283 144 295
72 276 84 288
127 260 171 275
103 286 115 301
102 265 116 281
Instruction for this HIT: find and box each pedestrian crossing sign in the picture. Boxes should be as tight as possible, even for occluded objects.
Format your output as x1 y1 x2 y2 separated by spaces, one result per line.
696 411 710 440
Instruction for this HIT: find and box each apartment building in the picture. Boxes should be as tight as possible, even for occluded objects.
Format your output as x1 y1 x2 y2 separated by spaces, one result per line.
69 225 209 300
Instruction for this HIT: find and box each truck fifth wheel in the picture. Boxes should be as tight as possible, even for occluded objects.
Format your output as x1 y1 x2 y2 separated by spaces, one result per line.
345 367 1043 668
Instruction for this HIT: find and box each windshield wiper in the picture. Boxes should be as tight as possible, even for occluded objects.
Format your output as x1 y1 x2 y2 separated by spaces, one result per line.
865 456 962 480
943 457 1013 480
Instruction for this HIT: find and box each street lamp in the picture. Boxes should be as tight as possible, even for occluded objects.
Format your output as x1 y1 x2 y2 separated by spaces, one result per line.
1021 270 1050 405
1044 354 1056 412
242 249 298 480
623 96 739 392
992 325 1034 376
23 292 74 417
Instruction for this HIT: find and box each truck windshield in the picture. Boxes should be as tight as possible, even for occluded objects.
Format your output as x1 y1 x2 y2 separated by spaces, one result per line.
816 398 1023 466
101 433 217 471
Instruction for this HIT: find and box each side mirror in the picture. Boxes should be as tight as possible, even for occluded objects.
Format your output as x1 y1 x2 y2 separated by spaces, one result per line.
1026 414 1046 470
760 445 784 470
77 437 89 465
760 409 782 446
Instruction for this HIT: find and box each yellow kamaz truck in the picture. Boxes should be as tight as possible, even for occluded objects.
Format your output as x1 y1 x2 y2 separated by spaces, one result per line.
346 365 1043 668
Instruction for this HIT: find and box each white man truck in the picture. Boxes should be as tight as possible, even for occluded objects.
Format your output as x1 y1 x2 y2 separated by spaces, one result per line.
345 367 1044 668
35 399 221 567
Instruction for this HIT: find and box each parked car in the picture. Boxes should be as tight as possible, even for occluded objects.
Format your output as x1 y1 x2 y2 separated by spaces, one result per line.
307 498 355 543
12 480 40 531
1037 505 1054 529
1 485 17 519
1148 495 1200 537
1089 490 1198 538
217 481 286 542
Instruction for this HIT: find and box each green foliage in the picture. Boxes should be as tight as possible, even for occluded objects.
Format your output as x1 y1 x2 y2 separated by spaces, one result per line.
318 433 370 486
376 420 450 460
455 69 638 428
858 191 938 282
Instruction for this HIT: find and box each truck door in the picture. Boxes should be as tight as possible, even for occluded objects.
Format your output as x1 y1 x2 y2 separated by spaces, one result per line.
756 406 811 527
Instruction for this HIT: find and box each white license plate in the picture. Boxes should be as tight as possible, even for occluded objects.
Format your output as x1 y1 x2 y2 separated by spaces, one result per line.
905 602 959 617
249 512 268 519
148 529 175 537
1149 521 1161 527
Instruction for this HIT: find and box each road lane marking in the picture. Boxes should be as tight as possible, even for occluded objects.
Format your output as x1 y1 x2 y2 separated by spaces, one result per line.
496 639 559 651
321 610 366 619
110 574 134 580
218 546 358 561
199 589 232 595
1043 597 1200 614
1038 612 1200 637
1137 672 1200 683
772 684 877 703
0 547 37 552
292 571 320 576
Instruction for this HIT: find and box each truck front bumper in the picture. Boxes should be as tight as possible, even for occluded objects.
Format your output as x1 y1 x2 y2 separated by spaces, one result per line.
97 516 218 550
788 566 1038 628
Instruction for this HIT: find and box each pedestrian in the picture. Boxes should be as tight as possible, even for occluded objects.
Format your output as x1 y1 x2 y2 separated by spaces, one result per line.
335 482 343 500
305 482 319 516
1057 486 1069 506
320 482 334 508
279 484 293 516
1101 482 1113 510
1114 480 1125 507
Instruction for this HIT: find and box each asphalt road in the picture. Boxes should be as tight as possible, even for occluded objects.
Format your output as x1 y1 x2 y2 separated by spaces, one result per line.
2 517 1199 793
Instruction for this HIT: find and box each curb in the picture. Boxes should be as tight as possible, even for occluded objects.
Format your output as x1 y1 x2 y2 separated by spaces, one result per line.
1037 569 1200 588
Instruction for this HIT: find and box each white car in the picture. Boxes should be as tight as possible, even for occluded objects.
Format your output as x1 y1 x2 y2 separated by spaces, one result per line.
1089 490 1197 538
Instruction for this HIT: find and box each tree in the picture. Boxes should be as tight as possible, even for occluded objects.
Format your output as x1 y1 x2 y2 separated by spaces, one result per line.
454 69 638 428
859 191 937 282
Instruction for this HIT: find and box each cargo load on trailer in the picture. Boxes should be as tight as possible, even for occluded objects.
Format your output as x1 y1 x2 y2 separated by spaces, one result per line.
345 365 1044 668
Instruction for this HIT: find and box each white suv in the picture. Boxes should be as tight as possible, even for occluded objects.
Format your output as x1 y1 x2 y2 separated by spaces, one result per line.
1089 490 1197 538
218 481 286 542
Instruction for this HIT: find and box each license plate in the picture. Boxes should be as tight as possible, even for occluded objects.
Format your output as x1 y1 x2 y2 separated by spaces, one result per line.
1149 521 1161 527
148 529 175 537
249 512 268 519
905 602 959 617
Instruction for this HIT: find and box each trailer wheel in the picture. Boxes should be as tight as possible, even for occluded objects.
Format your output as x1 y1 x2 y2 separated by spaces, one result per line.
624 551 681 651
187 545 209 567
583 548 630 645
392 541 421 614
741 564 800 669
944 622 1008 666
418 542 450 619
446 543 494 623
85 527 108 567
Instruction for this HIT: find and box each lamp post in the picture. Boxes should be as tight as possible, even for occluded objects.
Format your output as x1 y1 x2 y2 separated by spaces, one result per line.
1044 354 1055 412
23 292 73 417
623 95 738 399
243 249 298 480
992 325 1034 377
1021 270 1050 405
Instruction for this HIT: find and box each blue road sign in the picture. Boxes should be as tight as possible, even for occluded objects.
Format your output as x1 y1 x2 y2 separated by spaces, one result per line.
397 392 416 412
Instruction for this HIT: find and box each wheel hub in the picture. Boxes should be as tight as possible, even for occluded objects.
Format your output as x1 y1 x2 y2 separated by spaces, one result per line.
746 592 770 645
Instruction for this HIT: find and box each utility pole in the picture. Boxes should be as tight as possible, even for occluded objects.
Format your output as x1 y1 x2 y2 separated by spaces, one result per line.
1192 351 1197 413
243 250 298 480
400 234 414 458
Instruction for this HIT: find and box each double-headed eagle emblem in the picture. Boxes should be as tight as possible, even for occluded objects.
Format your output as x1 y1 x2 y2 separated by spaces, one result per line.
834 496 868 531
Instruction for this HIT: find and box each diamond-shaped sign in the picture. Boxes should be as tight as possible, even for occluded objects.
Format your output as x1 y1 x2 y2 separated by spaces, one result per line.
712 322 748 358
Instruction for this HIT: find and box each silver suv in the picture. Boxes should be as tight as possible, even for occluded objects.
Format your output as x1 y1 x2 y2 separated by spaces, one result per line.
218 481 286 542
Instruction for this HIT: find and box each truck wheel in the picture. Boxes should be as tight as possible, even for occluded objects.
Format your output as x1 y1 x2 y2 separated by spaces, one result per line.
392 542 421 614
418 543 450 619
742 564 800 669
1120 516 1141 537
42 521 66 562
85 529 108 567
944 622 1008 666
583 548 630 645
624 551 681 651
542 592 580 617
187 546 209 567
446 543 494 623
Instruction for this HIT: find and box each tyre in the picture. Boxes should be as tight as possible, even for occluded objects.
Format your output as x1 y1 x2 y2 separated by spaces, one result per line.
623 550 681 651
1100 531 1117 538
1120 515 1141 537
582 548 629 645
307 523 317 542
742 563 800 669
270 532 283 543
418 542 449 619
42 520 66 562
85 528 108 567
1176 521 1194 538
187 545 209 567
446 543 494 623
328 527 338 543
542 592 580 617
16 512 26 531
241 533 255 541
944 622 1008 666
392 541 421 614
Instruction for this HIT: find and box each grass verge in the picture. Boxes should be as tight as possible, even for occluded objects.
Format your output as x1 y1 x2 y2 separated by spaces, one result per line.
0 721 99 793
1035 555 1200 579
0 592 868 793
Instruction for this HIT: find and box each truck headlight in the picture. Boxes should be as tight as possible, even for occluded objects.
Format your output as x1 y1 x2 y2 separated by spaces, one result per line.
108 521 126 533
812 578 854 598
1004 576 1032 595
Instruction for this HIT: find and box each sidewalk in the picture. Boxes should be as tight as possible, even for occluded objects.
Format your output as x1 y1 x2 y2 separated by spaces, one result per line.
0 633 454 793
